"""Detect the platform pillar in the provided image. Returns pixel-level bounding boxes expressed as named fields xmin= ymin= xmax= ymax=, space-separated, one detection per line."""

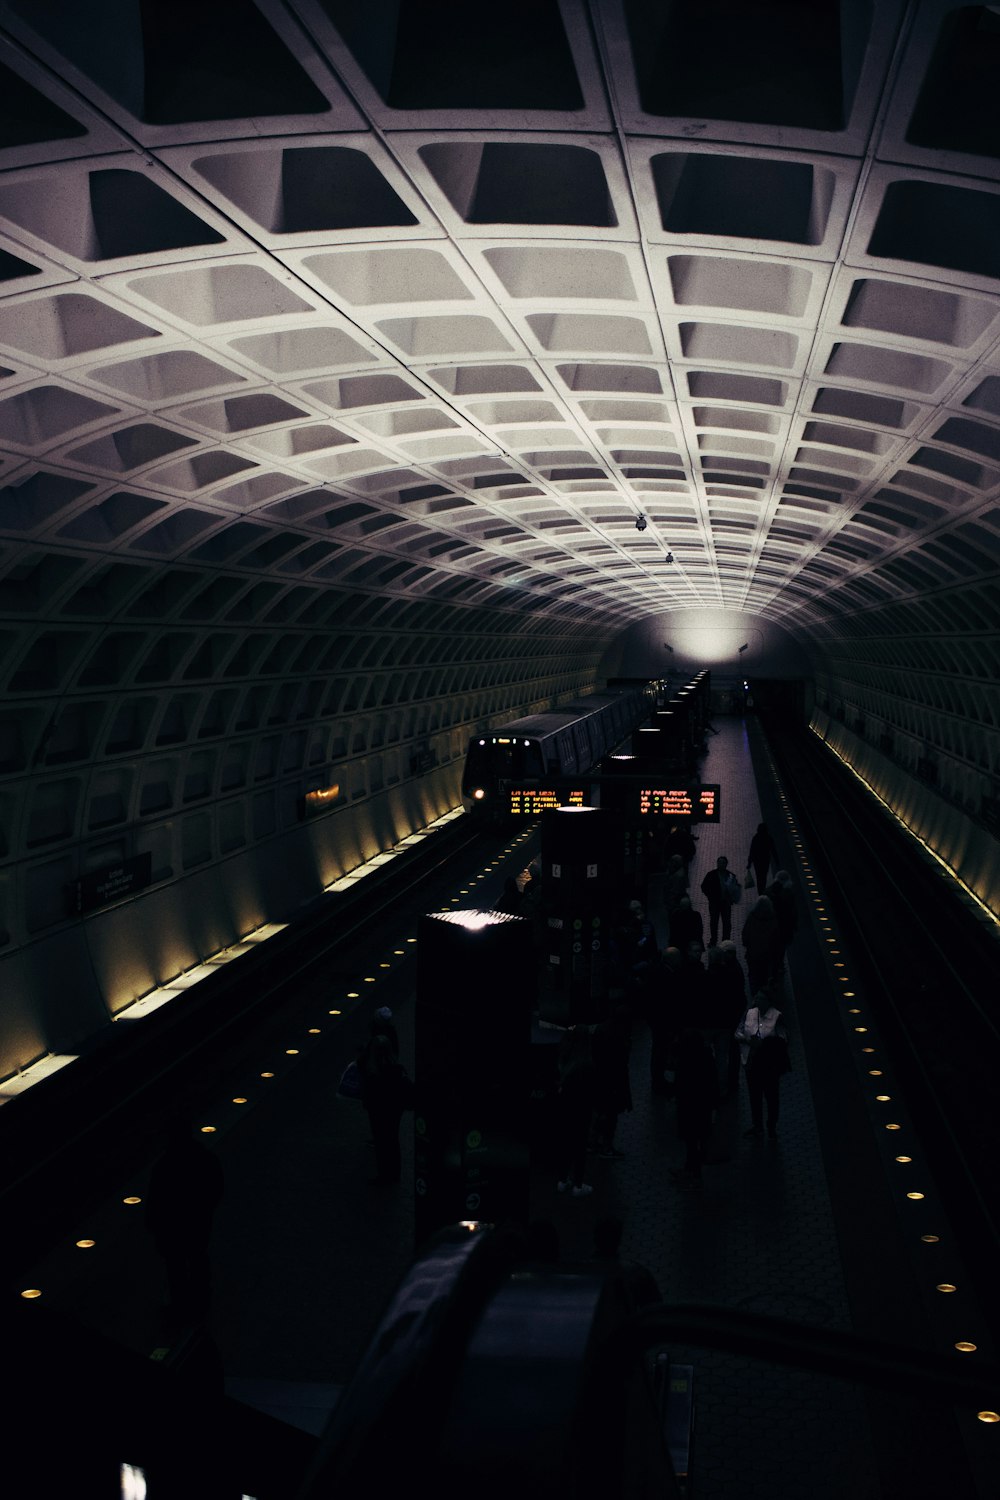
xmin=538 ymin=805 xmax=623 ymax=1028
xmin=414 ymin=911 xmax=534 ymax=1248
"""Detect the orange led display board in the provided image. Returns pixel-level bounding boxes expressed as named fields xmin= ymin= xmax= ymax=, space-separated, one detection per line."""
xmin=638 ymin=784 xmax=720 ymax=821
xmin=507 ymin=787 xmax=586 ymax=815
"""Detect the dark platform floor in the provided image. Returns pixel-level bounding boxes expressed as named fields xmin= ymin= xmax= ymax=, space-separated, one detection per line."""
xmin=14 ymin=718 xmax=1000 ymax=1497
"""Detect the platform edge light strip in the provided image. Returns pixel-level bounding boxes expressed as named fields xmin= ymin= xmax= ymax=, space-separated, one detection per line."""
xmin=811 ymin=729 xmax=999 ymax=929
xmin=2 ymin=807 xmax=465 ymax=1099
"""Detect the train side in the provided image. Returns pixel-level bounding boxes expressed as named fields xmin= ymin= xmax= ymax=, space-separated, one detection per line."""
xmin=461 ymin=683 xmax=658 ymax=818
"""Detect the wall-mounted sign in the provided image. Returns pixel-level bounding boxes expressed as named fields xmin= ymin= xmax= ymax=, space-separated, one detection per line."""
xmin=69 ymin=852 xmax=153 ymax=916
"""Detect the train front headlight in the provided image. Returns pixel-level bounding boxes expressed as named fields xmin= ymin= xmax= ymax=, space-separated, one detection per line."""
xmin=472 ymin=787 xmax=485 ymax=801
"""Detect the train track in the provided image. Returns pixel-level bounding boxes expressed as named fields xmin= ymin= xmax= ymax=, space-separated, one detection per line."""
xmin=0 ymin=813 xmax=508 ymax=1282
xmin=761 ymin=717 xmax=1000 ymax=1328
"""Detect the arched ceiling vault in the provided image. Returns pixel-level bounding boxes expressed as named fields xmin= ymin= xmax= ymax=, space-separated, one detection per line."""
xmin=1 ymin=0 xmax=999 ymax=661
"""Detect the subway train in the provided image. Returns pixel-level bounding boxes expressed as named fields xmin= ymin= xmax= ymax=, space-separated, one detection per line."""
xmin=461 ymin=679 xmax=665 ymax=820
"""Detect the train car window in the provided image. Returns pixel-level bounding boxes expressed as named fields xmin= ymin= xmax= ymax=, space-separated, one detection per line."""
xmin=478 ymin=738 xmax=545 ymax=780
xmin=555 ymin=730 xmax=576 ymax=775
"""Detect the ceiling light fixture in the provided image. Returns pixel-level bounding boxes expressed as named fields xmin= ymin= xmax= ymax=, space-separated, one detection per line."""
xmin=635 ymin=515 xmax=647 ymax=532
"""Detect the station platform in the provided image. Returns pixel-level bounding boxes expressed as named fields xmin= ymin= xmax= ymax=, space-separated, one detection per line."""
xmin=13 ymin=716 xmax=998 ymax=1497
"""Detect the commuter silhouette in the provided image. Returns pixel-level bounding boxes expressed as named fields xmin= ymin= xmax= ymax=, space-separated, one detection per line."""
xmin=360 ymin=1033 xmax=413 ymax=1184
xmin=746 ymin=822 xmax=778 ymax=895
xmin=736 ymin=996 xmax=790 ymax=1140
xmin=701 ymin=855 xmax=737 ymax=945
xmin=741 ymin=894 xmax=780 ymax=993
xmin=767 ymin=871 xmax=798 ymax=976
xmin=671 ymin=1028 xmax=718 ymax=1186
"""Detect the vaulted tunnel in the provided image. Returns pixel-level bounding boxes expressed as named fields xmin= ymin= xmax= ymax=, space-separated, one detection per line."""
xmin=0 ymin=0 xmax=998 ymax=1082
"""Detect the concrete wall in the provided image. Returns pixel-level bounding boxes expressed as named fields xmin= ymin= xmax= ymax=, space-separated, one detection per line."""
xmin=600 ymin=608 xmax=814 ymax=685
xmin=0 ymin=759 xmax=461 ymax=1081
xmin=812 ymin=708 xmax=1000 ymax=924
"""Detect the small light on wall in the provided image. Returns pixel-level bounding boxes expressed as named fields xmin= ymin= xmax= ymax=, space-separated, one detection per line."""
xmin=304 ymin=784 xmax=341 ymax=811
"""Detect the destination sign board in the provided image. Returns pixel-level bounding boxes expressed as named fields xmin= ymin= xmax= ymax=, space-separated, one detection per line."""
xmin=507 ymin=786 xmax=587 ymax=816
xmin=638 ymin=784 xmax=720 ymax=821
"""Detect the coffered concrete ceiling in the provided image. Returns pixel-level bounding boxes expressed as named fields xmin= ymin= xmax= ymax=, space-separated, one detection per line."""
xmin=1 ymin=0 xmax=998 ymax=645
xmin=1 ymin=2 xmax=1000 ymax=1067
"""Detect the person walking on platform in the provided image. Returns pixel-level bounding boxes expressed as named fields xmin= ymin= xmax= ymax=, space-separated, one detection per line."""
xmin=701 ymin=855 xmax=739 ymax=946
xmin=671 ymin=1027 xmax=719 ymax=1187
xmin=368 ymin=1005 xmax=399 ymax=1059
xmin=746 ymin=822 xmax=778 ymax=896
xmin=360 ymin=1033 xmax=413 ymax=1185
xmin=741 ymin=894 xmax=780 ymax=993
xmin=714 ymin=940 xmax=749 ymax=1096
xmin=736 ymin=995 xmax=790 ymax=1139
xmin=664 ymin=854 xmax=688 ymax=913
xmin=675 ymin=940 xmax=708 ymax=1015
xmin=703 ymin=944 xmax=743 ymax=1100
xmin=767 ymin=870 xmax=798 ymax=977
xmin=492 ymin=876 xmax=522 ymax=914
xmin=664 ymin=822 xmax=697 ymax=875
xmin=669 ymin=894 xmax=704 ymax=954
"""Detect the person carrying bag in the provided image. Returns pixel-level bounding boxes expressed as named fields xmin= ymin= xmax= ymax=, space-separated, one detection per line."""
xmin=735 ymin=997 xmax=789 ymax=1139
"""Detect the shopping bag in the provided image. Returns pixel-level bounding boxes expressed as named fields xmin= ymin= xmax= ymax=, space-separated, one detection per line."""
xmin=337 ymin=1060 xmax=363 ymax=1100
